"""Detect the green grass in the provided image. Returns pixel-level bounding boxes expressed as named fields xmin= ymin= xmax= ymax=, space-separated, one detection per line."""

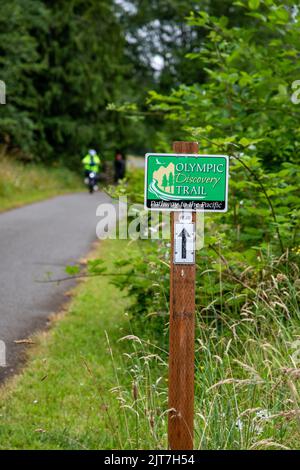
xmin=1 ymin=231 xmax=300 ymax=449
xmin=0 ymin=237 xmax=167 ymax=450
xmin=0 ymin=155 xmax=82 ymax=212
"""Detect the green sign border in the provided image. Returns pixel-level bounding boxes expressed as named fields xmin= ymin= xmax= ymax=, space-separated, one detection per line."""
xmin=144 ymin=153 xmax=229 ymax=212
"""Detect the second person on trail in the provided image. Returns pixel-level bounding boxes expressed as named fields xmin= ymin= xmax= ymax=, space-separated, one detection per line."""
xmin=114 ymin=150 xmax=126 ymax=182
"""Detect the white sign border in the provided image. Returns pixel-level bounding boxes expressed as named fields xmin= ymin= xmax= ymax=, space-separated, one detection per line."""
xmin=144 ymin=153 xmax=229 ymax=213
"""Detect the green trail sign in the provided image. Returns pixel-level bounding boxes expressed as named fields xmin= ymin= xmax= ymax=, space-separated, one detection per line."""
xmin=144 ymin=153 xmax=229 ymax=212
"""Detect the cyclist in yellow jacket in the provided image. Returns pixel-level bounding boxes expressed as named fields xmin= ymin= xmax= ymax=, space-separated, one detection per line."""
xmin=82 ymin=149 xmax=101 ymax=177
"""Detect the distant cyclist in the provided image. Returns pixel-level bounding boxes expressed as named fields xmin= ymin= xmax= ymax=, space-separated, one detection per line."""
xmin=82 ymin=149 xmax=101 ymax=178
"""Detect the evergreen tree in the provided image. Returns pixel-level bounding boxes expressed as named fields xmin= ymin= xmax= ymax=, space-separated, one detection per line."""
xmin=0 ymin=0 xmax=140 ymax=165
xmin=0 ymin=0 xmax=267 ymax=163
xmin=162 ymin=173 xmax=168 ymax=190
xmin=35 ymin=0 xmax=129 ymax=166
xmin=0 ymin=0 xmax=49 ymax=158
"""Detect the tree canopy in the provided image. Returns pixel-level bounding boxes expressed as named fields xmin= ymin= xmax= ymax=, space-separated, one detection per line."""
xmin=1 ymin=0 xmax=150 ymax=165
xmin=1 ymin=0 xmax=300 ymax=171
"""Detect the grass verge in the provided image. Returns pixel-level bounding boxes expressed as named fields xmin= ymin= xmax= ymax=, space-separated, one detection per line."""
xmin=0 ymin=155 xmax=82 ymax=212
xmin=1 ymin=226 xmax=299 ymax=450
xmin=0 ymin=237 xmax=167 ymax=450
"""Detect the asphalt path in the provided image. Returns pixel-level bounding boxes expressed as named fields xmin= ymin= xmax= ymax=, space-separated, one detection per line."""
xmin=0 ymin=192 xmax=115 ymax=382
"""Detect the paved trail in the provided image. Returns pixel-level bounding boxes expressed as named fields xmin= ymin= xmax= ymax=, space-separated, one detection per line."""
xmin=0 ymin=192 xmax=113 ymax=382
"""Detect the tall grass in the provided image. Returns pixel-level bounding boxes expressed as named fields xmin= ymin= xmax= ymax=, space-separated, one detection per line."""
xmin=107 ymin=255 xmax=300 ymax=450
xmin=0 ymin=154 xmax=81 ymax=211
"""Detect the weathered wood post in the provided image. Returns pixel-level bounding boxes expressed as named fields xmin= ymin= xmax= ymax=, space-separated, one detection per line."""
xmin=168 ymin=141 xmax=198 ymax=450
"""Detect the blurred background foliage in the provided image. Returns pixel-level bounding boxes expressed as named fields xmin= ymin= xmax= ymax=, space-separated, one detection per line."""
xmin=103 ymin=0 xmax=300 ymax=328
xmin=1 ymin=0 xmax=300 ymax=311
xmin=3 ymin=0 xmax=292 ymax=166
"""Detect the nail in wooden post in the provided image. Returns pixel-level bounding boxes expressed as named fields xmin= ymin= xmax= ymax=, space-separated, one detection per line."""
xmin=168 ymin=141 xmax=198 ymax=450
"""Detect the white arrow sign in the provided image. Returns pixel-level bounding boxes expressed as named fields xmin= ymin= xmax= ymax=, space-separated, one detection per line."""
xmin=174 ymin=222 xmax=195 ymax=264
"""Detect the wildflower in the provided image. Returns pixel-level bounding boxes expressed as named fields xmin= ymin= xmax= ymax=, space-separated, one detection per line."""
xmin=235 ymin=418 xmax=243 ymax=431
xmin=253 ymin=409 xmax=271 ymax=435
xmin=255 ymin=409 xmax=270 ymax=420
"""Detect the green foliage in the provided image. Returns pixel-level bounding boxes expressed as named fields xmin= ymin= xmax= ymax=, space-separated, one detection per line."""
xmin=3 ymin=0 xmax=277 ymax=164
xmin=35 ymin=0 xmax=131 ymax=166
xmin=145 ymin=0 xmax=300 ymax=262
xmin=105 ymin=168 xmax=145 ymax=205
xmin=0 ymin=0 xmax=49 ymax=156
xmin=0 ymin=0 xmax=146 ymax=166
xmin=90 ymin=1 xmax=300 ymax=344
xmin=150 ymin=0 xmax=300 ymax=168
xmin=65 ymin=265 xmax=80 ymax=276
xmin=107 ymin=159 xmax=300 ymax=332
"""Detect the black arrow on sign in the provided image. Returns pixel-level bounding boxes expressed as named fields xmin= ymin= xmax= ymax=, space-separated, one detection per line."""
xmin=178 ymin=228 xmax=190 ymax=259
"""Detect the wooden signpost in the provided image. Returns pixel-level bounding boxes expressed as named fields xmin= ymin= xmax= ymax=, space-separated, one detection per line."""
xmin=169 ymin=141 xmax=198 ymax=450
xmin=144 ymin=142 xmax=229 ymax=450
